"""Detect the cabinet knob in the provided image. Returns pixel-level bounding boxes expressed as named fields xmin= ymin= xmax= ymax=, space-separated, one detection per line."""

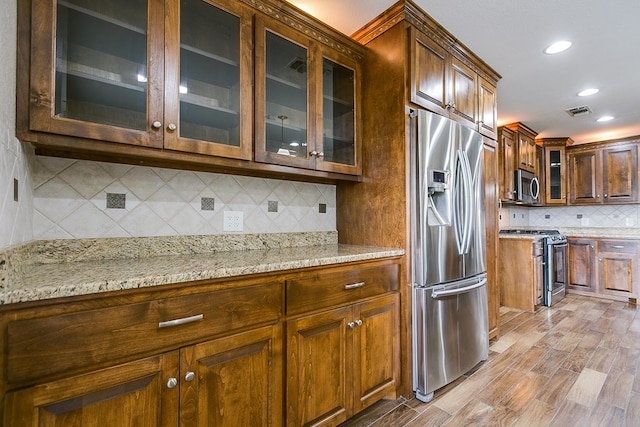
xmin=167 ymin=123 xmax=177 ymax=132
xmin=598 ymin=258 xmax=603 ymax=262
xmin=348 ymin=321 xmax=356 ymax=329
xmin=167 ymin=377 xmax=178 ymax=389
xmin=310 ymin=151 xmax=324 ymax=158
xmin=152 ymin=121 xmax=162 ymax=130
xmin=596 ymin=194 xmax=600 ymax=198
xmin=604 ymin=194 xmax=608 ymax=198
xmin=185 ymin=371 xmax=195 ymax=382
xmin=355 ymin=319 xmax=363 ymax=327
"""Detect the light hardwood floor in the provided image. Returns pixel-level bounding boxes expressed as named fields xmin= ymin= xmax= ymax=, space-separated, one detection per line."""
xmin=339 ymin=294 xmax=640 ymax=427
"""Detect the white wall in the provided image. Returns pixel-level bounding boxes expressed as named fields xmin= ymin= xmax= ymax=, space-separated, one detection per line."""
xmin=0 ymin=0 xmax=34 ymax=249
xmin=1 ymin=0 xmax=335 ymax=246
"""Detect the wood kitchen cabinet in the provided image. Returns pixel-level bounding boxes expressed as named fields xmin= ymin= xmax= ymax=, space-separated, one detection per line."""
xmin=338 ymin=1 xmax=500 ymax=396
xmin=567 ymin=238 xmax=597 ymax=294
xmin=484 ymin=137 xmax=500 ymax=338
xmin=568 ymin=142 xmax=639 ymax=205
xmin=567 ymin=237 xmax=638 ymax=303
xmin=498 ymin=237 xmax=544 ymax=312
xmin=5 ymin=325 xmax=282 ymax=426
xmin=285 ymin=263 xmax=400 ymax=426
xmin=498 ymin=126 xmax=516 ymax=201
xmin=2 ymin=280 xmax=284 ymax=426
xmin=501 ymin=123 xmax=538 ymax=174
xmin=254 ymin=16 xmax=361 ymax=175
xmin=17 ymin=0 xmax=364 ymax=181
xmin=539 ymin=137 xmax=572 ymax=205
xmin=410 ymin=28 xmax=497 ymax=138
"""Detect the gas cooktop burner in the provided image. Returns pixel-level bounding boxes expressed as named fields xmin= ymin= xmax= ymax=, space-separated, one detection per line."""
xmin=499 ymin=229 xmax=560 ymax=235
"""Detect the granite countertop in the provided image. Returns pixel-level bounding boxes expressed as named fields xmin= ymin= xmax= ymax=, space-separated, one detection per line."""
xmin=0 ymin=232 xmax=404 ymax=305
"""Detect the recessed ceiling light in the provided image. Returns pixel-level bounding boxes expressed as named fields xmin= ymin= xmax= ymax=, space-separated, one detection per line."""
xmin=544 ymin=40 xmax=572 ymax=54
xmin=578 ymin=88 xmax=599 ymax=97
xmin=597 ymin=116 xmax=614 ymax=122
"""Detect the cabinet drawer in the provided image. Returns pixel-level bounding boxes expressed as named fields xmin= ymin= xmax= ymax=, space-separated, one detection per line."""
xmin=7 ymin=282 xmax=282 ymax=385
xmin=286 ymin=264 xmax=399 ymax=315
xmin=598 ymin=240 xmax=639 ymax=253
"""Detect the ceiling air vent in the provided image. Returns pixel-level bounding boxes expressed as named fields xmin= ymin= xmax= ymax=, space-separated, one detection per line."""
xmin=565 ymin=105 xmax=592 ymax=117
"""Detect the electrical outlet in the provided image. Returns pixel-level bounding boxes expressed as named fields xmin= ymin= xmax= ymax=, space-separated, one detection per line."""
xmin=223 ymin=211 xmax=243 ymax=232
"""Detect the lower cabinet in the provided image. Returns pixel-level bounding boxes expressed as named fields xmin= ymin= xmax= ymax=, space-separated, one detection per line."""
xmin=5 ymin=325 xmax=282 ymax=426
xmin=498 ymin=237 xmax=544 ymax=312
xmin=567 ymin=237 xmax=638 ymax=302
xmin=286 ymin=294 xmax=399 ymax=427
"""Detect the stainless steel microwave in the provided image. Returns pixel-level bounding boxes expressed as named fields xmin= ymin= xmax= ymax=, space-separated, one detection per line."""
xmin=514 ymin=169 xmax=540 ymax=204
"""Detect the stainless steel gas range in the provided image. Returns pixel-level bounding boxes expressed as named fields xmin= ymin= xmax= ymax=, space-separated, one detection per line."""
xmin=499 ymin=229 xmax=568 ymax=306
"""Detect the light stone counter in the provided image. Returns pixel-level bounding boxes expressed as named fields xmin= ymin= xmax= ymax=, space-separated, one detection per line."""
xmin=558 ymin=227 xmax=640 ymax=239
xmin=0 ymin=232 xmax=404 ymax=305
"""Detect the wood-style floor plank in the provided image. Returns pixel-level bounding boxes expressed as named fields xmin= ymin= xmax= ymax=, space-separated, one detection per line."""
xmin=338 ymin=295 xmax=639 ymax=427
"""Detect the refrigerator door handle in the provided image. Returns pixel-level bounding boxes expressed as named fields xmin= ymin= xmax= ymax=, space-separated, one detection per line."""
xmin=453 ymin=150 xmax=465 ymax=254
xmin=431 ymin=278 xmax=487 ymax=298
xmin=460 ymin=151 xmax=474 ymax=254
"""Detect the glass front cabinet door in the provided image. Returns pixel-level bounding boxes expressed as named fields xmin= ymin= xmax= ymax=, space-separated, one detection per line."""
xmin=541 ymin=138 xmax=571 ymax=205
xmin=29 ymin=0 xmax=252 ymax=160
xmin=255 ymin=18 xmax=361 ymax=175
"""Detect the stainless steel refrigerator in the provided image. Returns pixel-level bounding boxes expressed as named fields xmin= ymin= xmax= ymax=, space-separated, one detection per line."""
xmin=410 ymin=109 xmax=489 ymax=403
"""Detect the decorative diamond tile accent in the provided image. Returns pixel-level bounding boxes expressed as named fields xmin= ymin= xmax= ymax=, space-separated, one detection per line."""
xmin=201 ymin=197 xmax=215 ymax=211
xmin=106 ymin=193 xmax=126 ymax=209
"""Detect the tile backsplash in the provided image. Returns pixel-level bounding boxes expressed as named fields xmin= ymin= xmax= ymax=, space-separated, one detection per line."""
xmin=33 ymin=157 xmax=336 ymax=240
xmin=500 ymin=204 xmax=639 ymax=229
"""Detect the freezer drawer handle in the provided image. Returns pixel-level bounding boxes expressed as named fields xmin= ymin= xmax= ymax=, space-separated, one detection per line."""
xmin=158 ymin=314 xmax=204 ymax=329
xmin=344 ymin=281 xmax=365 ymax=290
xmin=431 ymin=278 xmax=487 ymax=299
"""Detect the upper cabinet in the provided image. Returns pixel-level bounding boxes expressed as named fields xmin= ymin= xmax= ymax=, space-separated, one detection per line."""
xmin=254 ymin=17 xmax=361 ymax=175
xmin=17 ymin=0 xmax=364 ymax=181
xmin=498 ymin=126 xmax=516 ymax=201
xmin=27 ymin=0 xmax=252 ymax=159
xmin=539 ymin=137 xmax=572 ymax=205
xmin=568 ymin=142 xmax=639 ymax=205
xmin=409 ymin=27 xmax=499 ymax=139
xmin=502 ymin=123 xmax=538 ymax=173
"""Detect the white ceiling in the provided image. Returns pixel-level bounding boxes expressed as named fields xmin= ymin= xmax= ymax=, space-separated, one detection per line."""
xmin=288 ymin=0 xmax=640 ymax=144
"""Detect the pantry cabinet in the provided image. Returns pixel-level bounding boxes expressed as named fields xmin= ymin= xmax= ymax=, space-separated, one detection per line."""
xmin=410 ymin=27 xmax=497 ymax=138
xmin=568 ymin=143 xmax=639 ymax=205
xmin=17 ymin=0 xmax=364 ymax=181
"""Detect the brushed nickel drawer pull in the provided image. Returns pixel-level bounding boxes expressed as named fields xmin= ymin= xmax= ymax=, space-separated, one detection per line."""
xmin=344 ymin=281 xmax=365 ymax=290
xmin=612 ymin=245 xmax=625 ymax=249
xmin=158 ymin=314 xmax=204 ymax=329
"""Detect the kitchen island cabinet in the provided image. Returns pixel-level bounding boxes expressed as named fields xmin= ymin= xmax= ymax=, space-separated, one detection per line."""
xmin=17 ymin=0 xmax=365 ymax=183
xmin=498 ymin=236 xmax=544 ymax=312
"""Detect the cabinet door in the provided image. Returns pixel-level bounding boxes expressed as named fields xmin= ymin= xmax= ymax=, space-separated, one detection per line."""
xmin=315 ymin=49 xmax=361 ymax=175
xmin=499 ymin=127 xmax=516 ymax=201
xmin=478 ymin=76 xmax=497 ymax=139
xmin=255 ymin=17 xmax=316 ymax=169
xmin=353 ymin=294 xmax=399 ymax=413
xmin=567 ymin=238 xmax=596 ymax=293
xmin=483 ymin=138 xmax=500 ymax=338
xmin=180 ymin=325 xmax=283 ymax=426
xmin=598 ymin=251 xmax=638 ymax=299
xmin=4 ymin=352 xmax=179 ymax=427
xmin=568 ymin=149 xmax=602 ymax=204
xmin=517 ymin=132 xmax=536 ymax=172
xmin=534 ymin=255 xmax=544 ymax=305
xmin=449 ymin=56 xmax=478 ymax=129
xmin=286 ymin=306 xmax=351 ymax=427
xmin=163 ymin=0 xmax=252 ymax=160
xmin=29 ymin=0 xmax=164 ymax=148
xmin=602 ymin=144 xmax=638 ymax=204
xmin=545 ymin=146 xmax=566 ymax=204
xmin=410 ymin=28 xmax=449 ymax=116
